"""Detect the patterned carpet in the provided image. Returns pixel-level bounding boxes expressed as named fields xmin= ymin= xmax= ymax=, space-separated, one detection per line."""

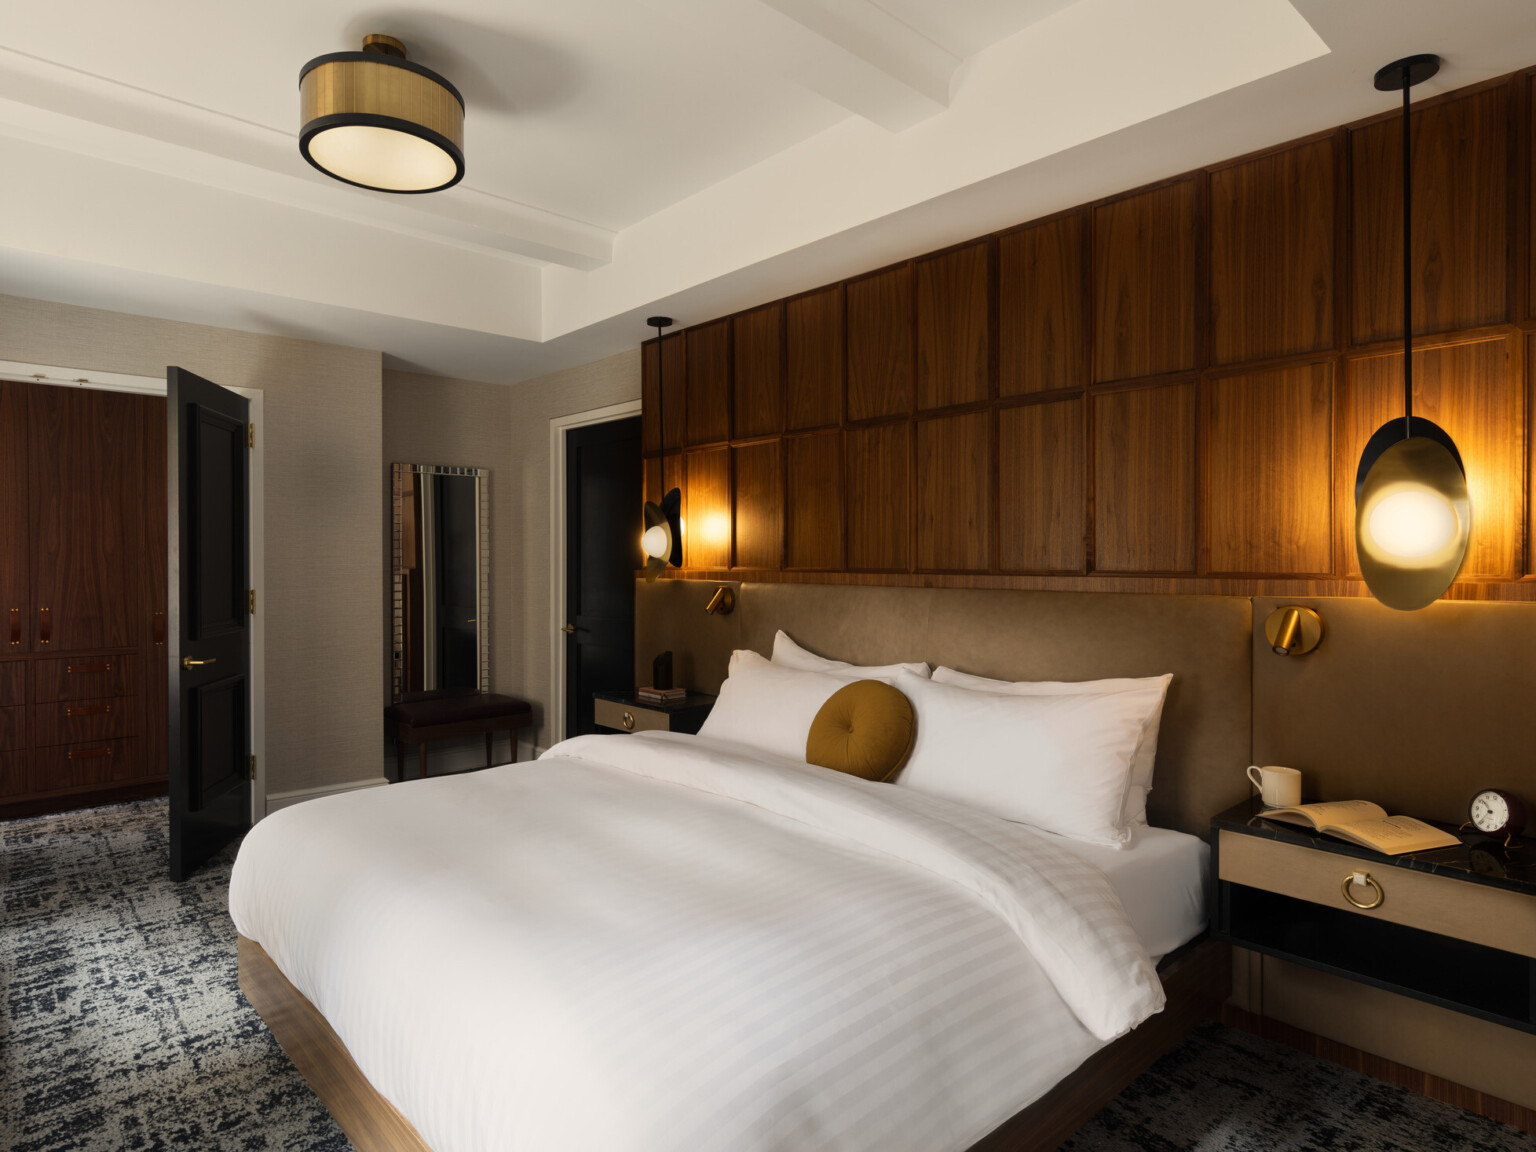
xmin=2 ymin=799 xmax=1533 ymax=1152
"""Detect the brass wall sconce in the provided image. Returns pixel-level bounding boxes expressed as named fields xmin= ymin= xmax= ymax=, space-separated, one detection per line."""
xmin=1265 ymin=606 xmax=1324 ymax=656
xmin=705 ymin=586 xmax=735 ymax=616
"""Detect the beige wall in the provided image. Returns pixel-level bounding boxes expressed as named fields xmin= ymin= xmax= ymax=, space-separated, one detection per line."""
xmin=382 ymin=350 xmax=641 ymax=754
xmin=0 ymin=293 xmax=383 ymax=795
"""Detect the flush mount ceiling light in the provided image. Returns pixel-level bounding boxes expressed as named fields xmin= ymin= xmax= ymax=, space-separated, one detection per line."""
xmin=1354 ymin=53 xmax=1470 ymax=612
xmin=642 ymin=316 xmax=683 ymax=582
xmin=299 ymin=34 xmax=464 ymax=194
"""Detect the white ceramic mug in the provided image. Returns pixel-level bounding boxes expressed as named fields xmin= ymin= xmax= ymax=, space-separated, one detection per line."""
xmin=1246 ymin=764 xmax=1302 ymax=808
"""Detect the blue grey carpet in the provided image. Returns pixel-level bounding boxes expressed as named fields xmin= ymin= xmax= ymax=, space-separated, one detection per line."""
xmin=3 ymin=798 xmax=1533 ymax=1151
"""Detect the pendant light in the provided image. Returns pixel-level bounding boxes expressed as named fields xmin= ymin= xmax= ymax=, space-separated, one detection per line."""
xmin=642 ymin=316 xmax=683 ymax=581
xmin=1354 ymin=54 xmax=1470 ymax=611
xmin=299 ymin=35 xmax=465 ymax=194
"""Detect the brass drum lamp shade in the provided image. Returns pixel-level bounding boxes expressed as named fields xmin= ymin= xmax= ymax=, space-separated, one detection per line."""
xmin=299 ymin=36 xmax=464 ymax=193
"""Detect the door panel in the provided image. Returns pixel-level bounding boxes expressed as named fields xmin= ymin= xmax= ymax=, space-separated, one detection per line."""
xmin=27 ymin=387 xmax=140 ymax=652
xmin=169 ymin=366 xmax=251 ymax=881
xmin=0 ymin=384 xmax=28 ymax=655
xmin=565 ymin=417 xmax=640 ymax=737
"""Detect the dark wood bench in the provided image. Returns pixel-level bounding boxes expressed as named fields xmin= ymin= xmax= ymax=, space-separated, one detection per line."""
xmin=386 ymin=691 xmax=533 ymax=782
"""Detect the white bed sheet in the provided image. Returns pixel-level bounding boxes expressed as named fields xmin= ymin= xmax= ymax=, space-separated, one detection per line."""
xmin=1046 ymin=826 xmax=1210 ymax=963
xmin=230 ymin=732 xmax=1167 ymax=1152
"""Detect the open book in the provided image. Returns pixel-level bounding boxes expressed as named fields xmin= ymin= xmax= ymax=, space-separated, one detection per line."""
xmin=1260 ymin=800 xmax=1461 ymax=855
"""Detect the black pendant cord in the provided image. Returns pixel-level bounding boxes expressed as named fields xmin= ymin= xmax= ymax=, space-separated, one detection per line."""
xmin=1402 ymin=62 xmax=1413 ymax=438
xmin=658 ymin=328 xmax=666 ymax=493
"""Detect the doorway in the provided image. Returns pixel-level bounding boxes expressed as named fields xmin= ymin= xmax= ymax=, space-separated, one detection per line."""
xmin=548 ymin=400 xmax=643 ymax=744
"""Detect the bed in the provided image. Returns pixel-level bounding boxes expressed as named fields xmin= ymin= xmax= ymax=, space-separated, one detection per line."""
xmin=235 ymin=584 xmax=1251 ymax=1151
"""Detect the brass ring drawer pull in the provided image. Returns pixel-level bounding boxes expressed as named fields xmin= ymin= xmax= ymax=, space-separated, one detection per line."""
xmin=621 ymin=711 xmax=636 ymax=731
xmin=1341 ymin=870 xmax=1385 ymax=910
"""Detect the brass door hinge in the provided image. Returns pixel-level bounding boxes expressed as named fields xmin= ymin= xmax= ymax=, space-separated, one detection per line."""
xmin=248 ymin=589 xmax=256 ymax=615
xmin=247 ymin=754 xmax=257 ymax=781
xmin=247 ymin=423 xmax=254 ymax=448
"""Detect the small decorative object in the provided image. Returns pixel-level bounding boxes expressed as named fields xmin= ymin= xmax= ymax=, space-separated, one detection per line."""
xmin=1264 ymin=605 xmax=1324 ymax=655
xmin=1354 ymin=54 xmax=1471 ymax=611
xmin=299 ymin=35 xmax=465 ymax=193
xmin=1468 ymin=789 xmax=1526 ymax=840
xmin=1246 ymin=764 xmax=1303 ymax=809
xmin=652 ymin=650 xmax=673 ymax=692
xmin=641 ymin=317 xmax=684 ymax=581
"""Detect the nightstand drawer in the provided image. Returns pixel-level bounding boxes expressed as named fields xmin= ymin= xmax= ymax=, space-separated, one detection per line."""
xmin=594 ymin=697 xmax=671 ymax=734
xmin=1219 ymin=830 xmax=1536 ymax=959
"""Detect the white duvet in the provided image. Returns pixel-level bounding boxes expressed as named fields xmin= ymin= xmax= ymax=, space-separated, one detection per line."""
xmin=229 ymin=732 xmax=1165 ymax=1152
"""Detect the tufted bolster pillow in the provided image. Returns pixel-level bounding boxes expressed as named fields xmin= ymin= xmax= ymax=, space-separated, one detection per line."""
xmin=805 ymin=679 xmax=915 ymax=782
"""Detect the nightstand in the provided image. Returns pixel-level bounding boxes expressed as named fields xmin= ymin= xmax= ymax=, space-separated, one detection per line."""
xmin=592 ymin=691 xmax=715 ymax=736
xmin=1211 ymin=798 xmax=1536 ymax=1034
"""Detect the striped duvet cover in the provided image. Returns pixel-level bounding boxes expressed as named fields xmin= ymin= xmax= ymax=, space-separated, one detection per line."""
xmin=229 ymin=731 xmax=1165 ymax=1152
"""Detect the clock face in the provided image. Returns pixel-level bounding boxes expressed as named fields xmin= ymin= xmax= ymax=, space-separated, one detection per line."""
xmin=1470 ymin=790 xmax=1511 ymax=834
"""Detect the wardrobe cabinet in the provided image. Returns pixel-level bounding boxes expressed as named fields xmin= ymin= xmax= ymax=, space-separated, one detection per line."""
xmin=0 ymin=380 xmax=168 ymax=817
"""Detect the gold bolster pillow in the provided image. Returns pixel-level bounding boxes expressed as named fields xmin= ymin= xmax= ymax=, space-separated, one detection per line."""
xmin=805 ymin=679 xmax=915 ymax=782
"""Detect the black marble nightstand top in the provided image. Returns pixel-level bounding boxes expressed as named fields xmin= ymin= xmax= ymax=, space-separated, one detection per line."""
xmin=593 ymin=690 xmax=717 ymax=712
xmin=1213 ymin=797 xmax=1536 ymax=898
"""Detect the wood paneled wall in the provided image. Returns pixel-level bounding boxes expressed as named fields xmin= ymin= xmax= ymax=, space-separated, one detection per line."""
xmin=642 ymin=68 xmax=1536 ymax=601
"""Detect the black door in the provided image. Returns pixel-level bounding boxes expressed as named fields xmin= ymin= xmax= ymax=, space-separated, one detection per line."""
xmin=168 ymin=367 xmax=251 ymax=881
xmin=565 ymin=417 xmax=641 ymax=736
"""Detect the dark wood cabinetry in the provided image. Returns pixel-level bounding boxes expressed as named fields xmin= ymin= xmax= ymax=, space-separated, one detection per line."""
xmin=0 ymin=380 xmax=168 ymax=817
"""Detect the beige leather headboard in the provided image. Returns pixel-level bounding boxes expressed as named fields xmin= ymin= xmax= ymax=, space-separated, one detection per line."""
xmin=1252 ymin=595 xmax=1536 ymax=826
xmin=635 ymin=580 xmax=1253 ymax=837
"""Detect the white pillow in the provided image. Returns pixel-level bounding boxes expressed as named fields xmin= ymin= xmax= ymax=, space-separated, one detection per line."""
xmin=893 ymin=670 xmax=1164 ymax=848
xmin=699 ymin=653 xmax=850 ymax=762
xmin=932 ymin=666 xmax=1172 ymax=827
xmin=771 ymin=630 xmax=930 ymax=682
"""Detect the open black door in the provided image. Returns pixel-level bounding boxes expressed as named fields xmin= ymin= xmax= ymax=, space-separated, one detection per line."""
xmin=564 ymin=417 xmax=641 ymax=736
xmin=168 ymin=367 xmax=251 ymax=881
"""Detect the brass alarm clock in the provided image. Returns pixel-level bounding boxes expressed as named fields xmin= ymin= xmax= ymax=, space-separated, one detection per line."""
xmin=1468 ymin=789 xmax=1526 ymax=840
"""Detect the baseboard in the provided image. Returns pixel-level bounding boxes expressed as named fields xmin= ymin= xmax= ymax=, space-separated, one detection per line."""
xmin=1220 ymin=1005 xmax=1536 ymax=1135
xmin=264 ymin=776 xmax=390 ymax=814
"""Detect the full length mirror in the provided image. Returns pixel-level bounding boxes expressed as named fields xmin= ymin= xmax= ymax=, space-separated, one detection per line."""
xmin=391 ymin=463 xmax=489 ymax=700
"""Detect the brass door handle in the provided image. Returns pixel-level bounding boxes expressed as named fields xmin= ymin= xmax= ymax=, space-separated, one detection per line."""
xmin=1341 ymin=871 xmax=1385 ymax=910
xmin=182 ymin=657 xmax=217 ymax=669
xmin=560 ymin=624 xmax=576 ymax=634
xmin=621 ymin=711 xmax=636 ymax=731
xmin=38 ymin=607 xmax=50 ymax=645
xmin=8 ymin=608 xmax=18 ymax=646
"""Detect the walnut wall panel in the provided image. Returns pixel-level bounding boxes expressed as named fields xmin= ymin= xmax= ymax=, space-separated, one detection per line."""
xmin=786 ymin=432 xmax=842 ymax=569
xmin=682 ymin=448 xmax=732 ymax=569
xmin=846 ymin=423 xmax=910 ymax=570
xmin=1094 ymin=180 xmax=1198 ymax=383
xmin=639 ymin=66 xmax=1536 ymax=604
xmin=732 ymin=304 xmax=783 ymax=440
xmin=734 ymin=442 xmax=783 ymax=570
xmin=1352 ymin=86 xmax=1510 ymax=344
xmin=915 ymin=412 xmax=991 ymax=571
xmin=685 ymin=319 xmax=731 ymax=446
xmin=1203 ymin=363 xmax=1334 ymax=575
xmin=998 ymin=399 xmax=1086 ymax=572
xmin=999 ymin=212 xmax=1088 ymax=397
xmin=641 ymin=334 xmax=686 ymax=452
xmin=846 ymin=266 xmax=912 ymax=422
xmin=1094 ymin=383 xmax=1198 ymax=573
xmin=1209 ymin=138 xmax=1336 ymax=365
xmin=916 ymin=243 xmax=990 ymax=411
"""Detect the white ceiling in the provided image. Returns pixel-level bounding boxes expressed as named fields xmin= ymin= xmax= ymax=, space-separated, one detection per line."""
xmin=1 ymin=0 xmax=1534 ymax=386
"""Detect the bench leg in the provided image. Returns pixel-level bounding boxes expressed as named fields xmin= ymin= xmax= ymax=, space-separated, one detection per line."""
xmin=510 ymin=732 xmax=518 ymax=764
xmin=395 ymin=740 xmax=404 ymax=784
xmin=486 ymin=731 xmax=494 ymax=770
xmin=419 ymin=741 xmax=429 ymax=780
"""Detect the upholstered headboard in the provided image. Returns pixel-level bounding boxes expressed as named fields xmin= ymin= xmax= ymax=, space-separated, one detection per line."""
xmin=635 ymin=580 xmax=1254 ymax=838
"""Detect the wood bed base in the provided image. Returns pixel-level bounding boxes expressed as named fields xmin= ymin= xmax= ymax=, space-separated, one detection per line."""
xmin=238 ymin=933 xmax=1229 ymax=1152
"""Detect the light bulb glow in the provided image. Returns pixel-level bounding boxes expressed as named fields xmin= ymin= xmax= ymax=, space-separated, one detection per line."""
xmin=641 ymin=524 xmax=670 ymax=559
xmin=1367 ymin=486 xmax=1458 ymax=561
xmin=702 ymin=512 xmax=731 ymax=546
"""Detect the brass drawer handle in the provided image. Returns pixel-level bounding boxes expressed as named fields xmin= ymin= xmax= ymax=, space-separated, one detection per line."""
xmin=1341 ymin=871 xmax=1385 ymax=910
xmin=8 ymin=608 xmax=18 ymax=646
xmin=66 ymin=705 xmax=111 ymax=716
xmin=67 ymin=662 xmax=111 ymax=674
xmin=68 ymin=747 xmax=113 ymax=760
xmin=621 ymin=711 xmax=636 ymax=731
xmin=39 ymin=607 xmax=50 ymax=645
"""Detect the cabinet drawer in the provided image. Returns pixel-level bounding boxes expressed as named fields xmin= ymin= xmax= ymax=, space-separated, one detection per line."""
xmin=0 ymin=661 xmax=23 ymax=706
xmin=594 ymin=697 xmax=672 ymax=734
xmin=0 ymin=750 xmax=26 ymax=797
xmin=34 ymin=697 xmax=136 ymax=747
xmin=0 ymin=704 xmax=24 ymax=751
xmin=1218 ymin=830 xmax=1536 ymax=959
xmin=31 ymin=738 xmax=141 ymax=792
xmin=34 ymin=655 xmax=136 ymax=703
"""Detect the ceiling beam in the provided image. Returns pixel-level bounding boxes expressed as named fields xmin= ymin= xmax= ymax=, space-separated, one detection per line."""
xmin=637 ymin=0 xmax=960 ymax=131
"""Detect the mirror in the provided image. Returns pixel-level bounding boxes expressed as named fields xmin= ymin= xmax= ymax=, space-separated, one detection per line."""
xmin=391 ymin=463 xmax=489 ymax=701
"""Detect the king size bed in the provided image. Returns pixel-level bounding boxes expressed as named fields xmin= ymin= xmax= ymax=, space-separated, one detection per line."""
xmin=233 ymin=585 xmax=1251 ymax=1152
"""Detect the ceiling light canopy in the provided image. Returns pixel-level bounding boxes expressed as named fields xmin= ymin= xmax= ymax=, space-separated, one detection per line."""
xmin=299 ymin=35 xmax=464 ymax=194
xmin=1353 ymin=53 xmax=1470 ymax=611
